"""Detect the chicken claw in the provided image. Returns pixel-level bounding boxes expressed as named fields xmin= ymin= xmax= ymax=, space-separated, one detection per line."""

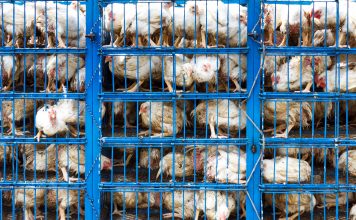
xmin=34 ymin=131 xmax=46 ymax=142
xmin=210 ymin=134 xmax=228 ymax=139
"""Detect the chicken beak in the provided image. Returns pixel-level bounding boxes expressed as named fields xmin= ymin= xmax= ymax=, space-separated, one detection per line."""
xmin=105 ymin=56 xmax=112 ymax=63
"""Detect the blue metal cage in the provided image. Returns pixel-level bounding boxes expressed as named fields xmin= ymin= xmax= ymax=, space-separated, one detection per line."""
xmin=1 ymin=0 xmax=356 ymax=219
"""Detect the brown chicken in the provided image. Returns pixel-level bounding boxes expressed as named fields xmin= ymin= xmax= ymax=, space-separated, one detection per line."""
xmin=139 ymin=101 xmax=186 ymax=137
xmin=264 ymin=101 xmax=312 ymax=138
xmin=265 ymin=193 xmax=316 ymax=220
xmin=2 ymin=99 xmax=35 ymax=135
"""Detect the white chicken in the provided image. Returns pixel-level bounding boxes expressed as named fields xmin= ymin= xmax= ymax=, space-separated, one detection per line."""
xmin=104 ymin=3 xmax=135 ymax=46
xmin=315 ymin=175 xmax=354 ymax=209
xmin=191 ymin=55 xmax=220 ymax=91
xmin=263 ymin=4 xmax=282 ymax=45
xmin=315 ymin=61 xmax=356 ymax=92
xmin=34 ymin=96 xmax=84 ymax=142
xmin=110 ymin=102 xmax=135 ymax=128
xmin=24 ymin=144 xmax=112 ymax=182
xmin=58 ymin=144 xmax=112 ymax=182
xmin=219 ymin=54 xmax=247 ymax=92
xmin=265 ymin=193 xmax=316 ymax=220
xmin=139 ymin=101 xmax=186 ymax=137
xmin=70 ymin=67 xmax=85 ymax=92
xmin=1 ymin=99 xmax=35 ymax=135
xmin=156 ymin=152 xmax=194 ymax=179
xmin=45 ymin=54 xmax=85 ymax=92
xmin=105 ymin=55 xmax=162 ymax=92
xmin=26 ymin=54 xmax=46 ymax=89
xmin=263 ymin=157 xmax=311 ymax=183
xmin=195 ymin=190 xmax=236 ymax=220
xmin=167 ymin=1 xmax=201 ymax=47
xmin=338 ymin=4 xmax=356 ymax=47
xmin=36 ymin=3 xmax=86 ymax=48
xmin=15 ymin=188 xmax=46 ymax=220
xmin=192 ymin=99 xmax=246 ymax=138
xmin=162 ymin=191 xmax=195 ymax=219
xmin=271 ymin=56 xmax=314 ymax=92
xmin=198 ymin=1 xmax=247 ymax=47
xmin=120 ymin=2 xmax=171 ymax=46
xmin=309 ymin=1 xmax=342 ymax=31
xmin=207 ymin=148 xmax=246 ymax=184
xmin=278 ymin=4 xmax=311 ymax=46
xmin=313 ymin=29 xmax=335 ymax=47
xmin=0 ymin=3 xmax=40 ymax=47
xmin=264 ymin=101 xmax=312 ymax=138
xmin=1 ymin=55 xmax=21 ymax=91
xmin=351 ymin=204 xmax=356 ymax=220
xmin=163 ymin=55 xmax=194 ymax=92
xmin=338 ymin=150 xmax=356 ymax=177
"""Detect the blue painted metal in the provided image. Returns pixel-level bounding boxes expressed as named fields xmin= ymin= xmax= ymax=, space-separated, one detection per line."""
xmin=85 ymin=0 xmax=101 ymax=218
xmin=246 ymin=0 xmax=261 ymax=219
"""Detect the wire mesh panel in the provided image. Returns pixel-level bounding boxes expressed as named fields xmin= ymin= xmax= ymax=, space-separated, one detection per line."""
xmin=0 ymin=1 xmax=90 ymax=219
xmin=261 ymin=0 xmax=356 ymax=219
xmin=98 ymin=0 xmax=259 ymax=219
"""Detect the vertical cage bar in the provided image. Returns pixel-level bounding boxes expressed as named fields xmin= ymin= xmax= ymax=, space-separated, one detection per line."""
xmin=247 ymin=0 xmax=261 ymax=219
xmin=85 ymin=0 xmax=101 ymax=219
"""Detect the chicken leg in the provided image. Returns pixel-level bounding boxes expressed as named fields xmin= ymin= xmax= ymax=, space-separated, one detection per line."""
xmin=209 ymin=123 xmax=228 ymax=139
xmin=194 ymin=210 xmax=200 ymax=220
xmin=126 ymin=80 xmax=144 ymax=92
xmin=201 ymin=30 xmax=207 ymax=48
xmin=61 ymin=167 xmax=72 ymax=182
xmin=274 ymin=123 xmax=295 ymax=138
xmin=151 ymin=132 xmax=173 ymax=137
xmin=264 ymin=29 xmax=274 ymax=46
xmin=59 ymin=206 xmax=66 ymax=220
xmin=57 ymin=36 xmax=66 ymax=48
xmin=34 ymin=130 xmax=46 ymax=142
xmin=232 ymin=79 xmax=247 ymax=92
xmin=279 ymin=209 xmax=304 ymax=220
xmin=174 ymin=36 xmax=183 ymax=48
xmin=295 ymin=82 xmax=312 ymax=93
xmin=278 ymin=35 xmax=287 ymax=47
xmin=113 ymin=153 xmax=133 ymax=167
xmin=165 ymin=79 xmax=174 ymax=92
xmin=338 ymin=32 xmax=348 ymax=48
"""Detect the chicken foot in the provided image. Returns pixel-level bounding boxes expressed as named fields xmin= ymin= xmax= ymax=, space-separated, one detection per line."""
xmin=59 ymin=207 xmax=66 ymax=220
xmin=57 ymin=36 xmax=66 ymax=48
xmin=264 ymin=29 xmax=274 ymax=46
xmin=232 ymin=79 xmax=247 ymax=92
xmin=125 ymin=80 xmax=145 ymax=92
xmin=194 ymin=210 xmax=200 ymax=220
xmin=264 ymin=124 xmax=286 ymax=134
xmin=151 ymin=132 xmax=173 ymax=137
xmin=162 ymin=212 xmax=185 ymax=219
xmin=279 ymin=209 xmax=304 ymax=220
xmin=112 ymin=206 xmax=138 ymax=220
xmin=295 ymin=82 xmax=312 ymax=93
xmin=60 ymin=167 xmax=81 ymax=182
xmin=274 ymin=123 xmax=295 ymax=138
xmin=113 ymin=153 xmax=133 ymax=167
xmin=278 ymin=35 xmax=287 ymax=47
xmin=209 ymin=123 xmax=228 ymax=139
xmin=34 ymin=130 xmax=46 ymax=142
xmin=165 ymin=79 xmax=174 ymax=92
